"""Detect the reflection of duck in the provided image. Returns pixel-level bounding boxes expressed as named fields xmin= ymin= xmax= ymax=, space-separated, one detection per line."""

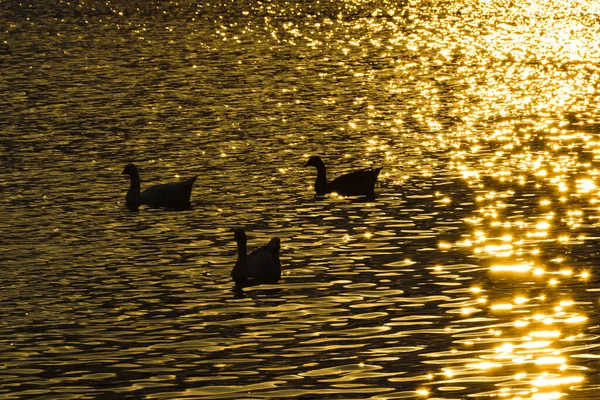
xmin=303 ymin=155 xmax=382 ymax=197
xmin=121 ymin=163 xmax=197 ymax=208
xmin=231 ymin=228 xmax=281 ymax=287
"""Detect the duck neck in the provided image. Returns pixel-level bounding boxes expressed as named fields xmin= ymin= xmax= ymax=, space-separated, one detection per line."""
xmin=234 ymin=235 xmax=248 ymax=278
xmin=313 ymin=159 xmax=328 ymax=195
xmin=126 ymin=168 xmax=142 ymax=204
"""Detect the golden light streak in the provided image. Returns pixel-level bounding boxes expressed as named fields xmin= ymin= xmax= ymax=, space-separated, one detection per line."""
xmin=535 ymin=356 xmax=566 ymax=365
xmin=495 ymin=343 xmax=514 ymax=354
xmin=536 ymin=220 xmax=550 ymax=230
xmin=581 ymin=271 xmax=590 ymax=279
xmin=468 ymin=361 xmax=501 ymax=370
xmin=530 ymin=392 xmax=566 ymax=400
xmin=491 ymin=264 xmax=532 ymax=273
xmin=514 ymin=296 xmax=528 ymax=305
xmin=521 ymin=341 xmax=553 ymax=349
xmin=491 ymin=303 xmax=513 ymax=311
xmin=529 ymin=330 xmax=560 ymax=338
xmin=515 ymin=320 xmax=530 ymax=328
xmin=577 ymin=179 xmax=595 ymax=193
xmin=513 ymin=356 xmax=526 ymax=364
xmin=532 ymin=375 xmax=583 ymax=387
xmin=565 ymin=315 xmax=587 ymax=324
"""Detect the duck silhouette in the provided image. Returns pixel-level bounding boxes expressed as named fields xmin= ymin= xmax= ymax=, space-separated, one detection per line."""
xmin=121 ymin=163 xmax=197 ymax=208
xmin=303 ymin=155 xmax=382 ymax=198
xmin=231 ymin=228 xmax=281 ymax=287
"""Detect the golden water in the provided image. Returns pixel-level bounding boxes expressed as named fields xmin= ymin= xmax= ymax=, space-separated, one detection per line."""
xmin=2 ymin=0 xmax=600 ymax=398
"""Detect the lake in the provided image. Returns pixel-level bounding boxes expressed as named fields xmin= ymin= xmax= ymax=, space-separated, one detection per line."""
xmin=2 ymin=0 xmax=600 ymax=398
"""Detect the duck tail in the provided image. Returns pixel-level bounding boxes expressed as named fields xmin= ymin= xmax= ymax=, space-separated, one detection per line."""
xmin=265 ymin=237 xmax=281 ymax=255
xmin=185 ymin=176 xmax=198 ymax=186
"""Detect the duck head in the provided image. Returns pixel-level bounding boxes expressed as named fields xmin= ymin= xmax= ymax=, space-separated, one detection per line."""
xmin=122 ymin=163 xmax=137 ymax=176
xmin=303 ymin=156 xmax=324 ymax=168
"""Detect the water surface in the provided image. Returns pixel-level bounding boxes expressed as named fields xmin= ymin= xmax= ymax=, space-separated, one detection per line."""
xmin=2 ymin=0 xmax=600 ymax=398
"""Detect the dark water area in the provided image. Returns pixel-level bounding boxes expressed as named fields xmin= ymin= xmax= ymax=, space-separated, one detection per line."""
xmin=2 ymin=0 xmax=600 ymax=399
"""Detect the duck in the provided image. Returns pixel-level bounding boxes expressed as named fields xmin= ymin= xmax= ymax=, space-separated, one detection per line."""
xmin=303 ymin=155 xmax=382 ymax=198
xmin=121 ymin=163 xmax=197 ymax=208
xmin=231 ymin=228 xmax=281 ymax=287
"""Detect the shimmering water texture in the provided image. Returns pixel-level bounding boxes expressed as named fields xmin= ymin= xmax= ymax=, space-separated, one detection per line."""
xmin=2 ymin=0 xmax=600 ymax=399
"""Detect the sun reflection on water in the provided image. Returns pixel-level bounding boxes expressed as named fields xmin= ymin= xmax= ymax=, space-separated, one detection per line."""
xmin=437 ymin=135 xmax=592 ymax=397
xmin=428 ymin=2 xmax=599 ymax=393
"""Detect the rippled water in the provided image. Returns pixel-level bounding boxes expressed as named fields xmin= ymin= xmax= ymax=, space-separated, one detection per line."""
xmin=3 ymin=0 xmax=600 ymax=398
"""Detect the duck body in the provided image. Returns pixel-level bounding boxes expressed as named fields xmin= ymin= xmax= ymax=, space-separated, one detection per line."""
xmin=231 ymin=229 xmax=281 ymax=287
xmin=303 ymin=155 xmax=382 ymax=198
xmin=122 ymin=163 xmax=197 ymax=208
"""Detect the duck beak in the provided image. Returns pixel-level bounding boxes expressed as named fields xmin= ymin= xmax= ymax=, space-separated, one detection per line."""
xmin=303 ymin=160 xmax=310 ymax=167
xmin=121 ymin=168 xmax=129 ymax=175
